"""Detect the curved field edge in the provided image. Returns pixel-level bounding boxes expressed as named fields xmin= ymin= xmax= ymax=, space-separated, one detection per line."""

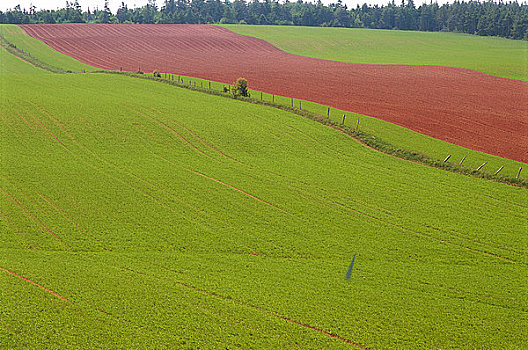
xmin=0 ymin=24 xmax=97 ymax=72
xmin=95 ymin=70 xmax=528 ymax=188
xmin=5 ymin=25 xmax=528 ymax=183
xmin=132 ymin=72 xmax=528 ymax=181
xmin=1 ymin=46 xmax=527 ymax=349
xmin=220 ymin=25 xmax=528 ymax=81
xmin=14 ymin=24 xmax=528 ymax=164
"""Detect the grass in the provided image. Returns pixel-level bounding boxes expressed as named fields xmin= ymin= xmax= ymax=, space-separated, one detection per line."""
xmin=1 ymin=38 xmax=528 ymax=349
xmin=0 ymin=24 xmax=97 ymax=73
xmin=3 ymin=24 xmax=526 ymax=182
xmin=221 ymin=25 xmax=528 ymax=81
xmin=135 ymin=71 xmax=528 ymax=181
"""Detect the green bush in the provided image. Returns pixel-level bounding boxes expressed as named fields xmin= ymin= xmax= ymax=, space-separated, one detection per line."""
xmin=232 ymin=78 xmax=249 ymax=98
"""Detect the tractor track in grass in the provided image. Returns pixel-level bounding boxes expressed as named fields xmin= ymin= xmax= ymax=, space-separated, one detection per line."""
xmin=35 ymin=192 xmax=102 ymax=245
xmin=186 ymin=168 xmax=290 ymax=214
xmin=335 ymin=198 xmax=526 ymax=265
xmin=11 ymin=101 xmax=70 ymax=149
xmin=107 ymin=261 xmax=369 ymax=348
xmin=0 ymin=267 xmax=70 ymax=302
xmin=175 ymin=278 xmax=370 ymax=348
xmin=19 ymin=23 xmax=528 ymax=163
xmin=0 ymin=186 xmax=71 ymax=249
xmin=148 ymin=107 xmax=244 ymax=164
xmin=123 ymin=105 xmax=220 ymax=162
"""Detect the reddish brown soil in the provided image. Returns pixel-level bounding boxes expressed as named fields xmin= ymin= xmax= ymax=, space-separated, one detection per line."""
xmin=20 ymin=24 xmax=528 ymax=163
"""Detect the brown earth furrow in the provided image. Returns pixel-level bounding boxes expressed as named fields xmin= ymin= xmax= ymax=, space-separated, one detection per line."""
xmin=19 ymin=24 xmax=528 ymax=163
xmin=0 ymin=267 xmax=70 ymax=302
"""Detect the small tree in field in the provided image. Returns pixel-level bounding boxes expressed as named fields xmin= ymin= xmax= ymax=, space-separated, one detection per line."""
xmin=232 ymin=78 xmax=249 ymax=98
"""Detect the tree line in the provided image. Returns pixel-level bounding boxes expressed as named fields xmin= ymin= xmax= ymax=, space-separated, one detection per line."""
xmin=1 ymin=0 xmax=527 ymax=40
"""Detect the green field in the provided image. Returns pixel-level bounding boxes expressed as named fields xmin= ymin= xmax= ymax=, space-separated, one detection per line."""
xmin=4 ymin=23 xmax=526 ymax=179
xmin=0 ymin=24 xmax=97 ymax=72
xmin=141 ymin=73 xmax=528 ymax=179
xmin=222 ymin=25 xmax=528 ymax=81
xmin=1 ymin=30 xmax=528 ymax=349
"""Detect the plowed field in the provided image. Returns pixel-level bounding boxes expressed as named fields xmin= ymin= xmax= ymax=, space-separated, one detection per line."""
xmin=20 ymin=24 xmax=528 ymax=163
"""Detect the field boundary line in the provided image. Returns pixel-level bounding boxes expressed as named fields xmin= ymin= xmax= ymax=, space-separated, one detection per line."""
xmin=94 ymin=70 xmax=528 ymax=189
xmin=0 ymin=267 xmax=70 ymax=302
xmin=0 ymin=34 xmax=67 ymax=73
xmin=1 ymin=33 xmax=525 ymax=188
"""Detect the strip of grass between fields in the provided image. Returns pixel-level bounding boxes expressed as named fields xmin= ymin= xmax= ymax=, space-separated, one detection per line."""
xmin=74 ymin=70 xmax=528 ymax=189
xmin=1 ymin=34 xmax=525 ymax=188
xmin=0 ymin=35 xmax=66 ymax=74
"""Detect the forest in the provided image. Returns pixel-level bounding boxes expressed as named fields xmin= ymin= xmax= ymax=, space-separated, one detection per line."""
xmin=1 ymin=0 xmax=527 ymax=40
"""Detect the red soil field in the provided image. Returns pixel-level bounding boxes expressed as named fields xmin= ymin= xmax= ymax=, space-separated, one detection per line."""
xmin=20 ymin=24 xmax=528 ymax=163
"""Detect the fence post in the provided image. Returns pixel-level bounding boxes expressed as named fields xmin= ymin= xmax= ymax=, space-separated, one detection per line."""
xmin=476 ymin=162 xmax=487 ymax=171
xmin=342 ymin=114 xmax=346 ymax=124
xmin=355 ymin=119 xmax=359 ymax=131
xmin=494 ymin=166 xmax=504 ymax=175
xmin=299 ymin=100 xmax=302 ymax=110
xmin=291 ymin=98 xmax=293 ymax=107
xmin=443 ymin=155 xmax=451 ymax=162
xmin=261 ymin=92 xmax=263 ymax=101
xmin=459 ymin=156 xmax=466 ymax=165
xmin=209 ymin=81 xmax=211 ymax=89
xmin=272 ymin=95 xmax=274 ymax=103
xmin=327 ymin=107 xmax=330 ymax=118
xmin=517 ymin=167 xmax=523 ymax=179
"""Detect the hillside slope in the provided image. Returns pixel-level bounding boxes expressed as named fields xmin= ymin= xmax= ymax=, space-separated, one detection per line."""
xmin=1 ymin=45 xmax=527 ymax=349
xmin=222 ymin=25 xmax=528 ymax=81
xmin=19 ymin=23 xmax=528 ymax=163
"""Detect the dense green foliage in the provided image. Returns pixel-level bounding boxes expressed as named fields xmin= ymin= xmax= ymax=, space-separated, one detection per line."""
xmin=1 ymin=0 xmax=527 ymax=40
xmin=224 ymin=24 xmax=528 ymax=81
xmin=232 ymin=77 xmax=250 ymax=97
xmin=1 ymin=31 xmax=528 ymax=349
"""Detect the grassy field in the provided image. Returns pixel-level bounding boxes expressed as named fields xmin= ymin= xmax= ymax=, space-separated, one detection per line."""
xmin=1 ymin=35 xmax=528 ymax=349
xmin=4 ymin=24 xmax=526 ymax=179
xmin=141 ymin=72 xmax=528 ymax=179
xmin=0 ymin=24 xmax=97 ymax=72
xmin=222 ymin=25 xmax=528 ymax=81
